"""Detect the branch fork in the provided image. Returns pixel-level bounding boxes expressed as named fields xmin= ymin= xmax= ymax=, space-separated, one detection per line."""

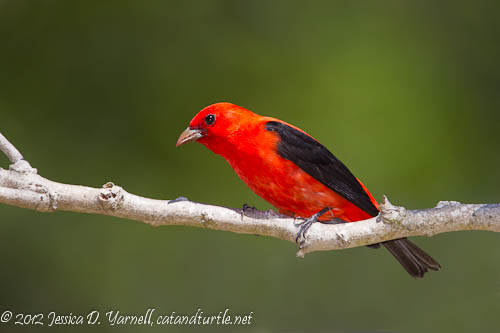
xmin=99 ymin=182 xmax=124 ymax=210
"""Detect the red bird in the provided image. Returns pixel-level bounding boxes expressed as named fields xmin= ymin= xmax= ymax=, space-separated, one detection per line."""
xmin=177 ymin=102 xmax=440 ymax=278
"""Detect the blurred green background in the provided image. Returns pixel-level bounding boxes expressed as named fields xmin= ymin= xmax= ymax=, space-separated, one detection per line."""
xmin=1 ymin=1 xmax=499 ymax=332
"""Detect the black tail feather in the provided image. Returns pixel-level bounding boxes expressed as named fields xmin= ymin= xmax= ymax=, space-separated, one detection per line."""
xmin=382 ymin=238 xmax=441 ymax=278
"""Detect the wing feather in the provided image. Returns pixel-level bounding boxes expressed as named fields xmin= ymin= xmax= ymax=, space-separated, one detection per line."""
xmin=265 ymin=121 xmax=379 ymax=217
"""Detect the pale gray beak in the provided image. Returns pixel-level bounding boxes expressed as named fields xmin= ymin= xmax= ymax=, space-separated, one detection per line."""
xmin=176 ymin=127 xmax=204 ymax=147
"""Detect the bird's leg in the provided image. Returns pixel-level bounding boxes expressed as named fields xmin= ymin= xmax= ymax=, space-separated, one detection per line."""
xmin=295 ymin=207 xmax=331 ymax=246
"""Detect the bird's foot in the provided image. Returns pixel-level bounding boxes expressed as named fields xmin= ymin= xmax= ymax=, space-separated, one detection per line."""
xmin=320 ymin=218 xmax=346 ymax=225
xmin=168 ymin=196 xmax=189 ymax=204
xmin=240 ymin=203 xmax=259 ymax=218
xmin=240 ymin=204 xmax=285 ymax=219
xmin=242 ymin=203 xmax=258 ymax=213
xmin=295 ymin=207 xmax=331 ymax=246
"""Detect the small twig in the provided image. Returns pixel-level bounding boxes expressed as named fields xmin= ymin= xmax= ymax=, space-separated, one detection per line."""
xmin=0 ymin=132 xmax=36 ymax=174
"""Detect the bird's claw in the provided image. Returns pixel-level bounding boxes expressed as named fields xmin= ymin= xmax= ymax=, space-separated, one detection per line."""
xmin=242 ymin=203 xmax=258 ymax=212
xmin=295 ymin=219 xmax=314 ymax=246
xmin=168 ymin=196 xmax=189 ymax=204
xmin=295 ymin=207 xmax=331 ymax=247
xmin=239 ymin=204 xmax=286 ymax=219
xmin=240 ymin=203 xmax=258 ymax=218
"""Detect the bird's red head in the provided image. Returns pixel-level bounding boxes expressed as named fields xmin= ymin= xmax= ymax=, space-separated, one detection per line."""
xmin=176 ymin=102 xmax=260 ymax=155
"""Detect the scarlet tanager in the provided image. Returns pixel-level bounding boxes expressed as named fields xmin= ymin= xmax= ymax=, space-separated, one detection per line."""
xmin=176 ymin=102 xmax=440 ymax=278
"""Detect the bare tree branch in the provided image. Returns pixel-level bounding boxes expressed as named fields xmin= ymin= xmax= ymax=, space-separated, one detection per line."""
xmin=0 ymin=132 xmax=499 ymax=257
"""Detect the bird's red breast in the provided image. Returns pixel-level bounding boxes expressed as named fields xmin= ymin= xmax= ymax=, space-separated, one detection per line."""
xmin=178 ymin=102 xmax=378 ymax=222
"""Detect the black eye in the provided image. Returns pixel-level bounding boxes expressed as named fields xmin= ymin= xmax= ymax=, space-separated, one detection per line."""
xmin=205 ymin=114 xmax=216 ymax=125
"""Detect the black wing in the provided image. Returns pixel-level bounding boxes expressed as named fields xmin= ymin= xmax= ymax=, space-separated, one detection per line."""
xmin=265 ymin=121 xmax=379 ymax=217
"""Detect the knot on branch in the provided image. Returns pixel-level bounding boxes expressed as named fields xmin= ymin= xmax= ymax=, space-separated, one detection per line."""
xmin=378 ymin=195 xmax=406 ymax=225
xmin=22 ymin=182 xmax=58 ymax=211
xmin=296 ymin=248 xmax=306 ymax=259
xmin=436 ymin=200 xmax=462 ymax=208
xmin=99 ymin=182 xmax=124 ymax=210
xmin=200 ymin=212 xmax=216 ymax=228
xmin=9 ymin=160 xmax=37 ymax=174
xmin=296 ymin=224 xmax=352 ymax=258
